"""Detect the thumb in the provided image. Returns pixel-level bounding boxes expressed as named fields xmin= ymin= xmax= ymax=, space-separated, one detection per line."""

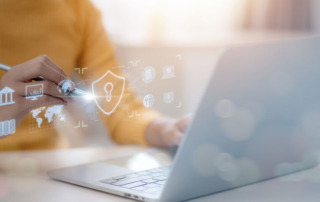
xmin=176 ymin=114 xmax=192 ymax=133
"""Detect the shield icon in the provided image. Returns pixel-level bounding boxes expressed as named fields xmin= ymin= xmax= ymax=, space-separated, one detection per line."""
xmin=92 ymin=70 xmax=125 ymax=115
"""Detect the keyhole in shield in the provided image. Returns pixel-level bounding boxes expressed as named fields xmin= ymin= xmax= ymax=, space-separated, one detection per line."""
xmin=104 ymin=83 xmax=113 ymax=102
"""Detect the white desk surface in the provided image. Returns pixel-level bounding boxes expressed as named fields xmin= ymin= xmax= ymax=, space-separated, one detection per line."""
xmin=1 ymin=146 xmax=320 ymax=202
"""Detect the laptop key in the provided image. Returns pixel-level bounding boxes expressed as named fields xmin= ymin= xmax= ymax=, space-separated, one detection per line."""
xmin=113 ymin=176 xmax=126 ymax=180
xmin=155 ymin=180 xmax=166 ymax=185
xmin=126 ymin=174 xmax=140 ymax=178
xmin=111 ymin=178 xmax=140 ymax=186
xmin=150 ymin=173 xmax=162 ymax=177
xmin=131 ymin=186 xmax=148 ymax=191
xmin=161 ymin=170 xmax=170 ymax=175
xmin=153 ymin=176 xmax=167 ymax=181
xmin=143 ymin=183 xmax=158 ymax=188
xmin=143 ymin=187 xmax=162 ymax=194
xmin=142 ymin=179 xmax=158 ymax=183
xmin=122 ymin=181 xmax=146 ymax=189
xmin=139 ymin=175 xmax=152 ymax=180
xmin=148 ymin=169 xmax=163 ymax=173
xmin=136 ymin=171 xmax=149 ymax=176
xmin=101 ymin=179 xmax=117 ymax=184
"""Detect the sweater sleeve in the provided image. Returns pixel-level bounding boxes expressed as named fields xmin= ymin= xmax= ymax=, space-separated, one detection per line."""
xmin=75 ymin=0 xmax=161 ymax=145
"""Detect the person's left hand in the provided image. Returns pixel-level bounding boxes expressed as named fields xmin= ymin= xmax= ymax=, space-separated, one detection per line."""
xmin=145 ymin=114 xmax=192 ymax=147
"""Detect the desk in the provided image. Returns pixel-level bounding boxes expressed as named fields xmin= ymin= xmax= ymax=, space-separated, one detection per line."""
xmin=1 ymin=146 xmax=320 ymax=202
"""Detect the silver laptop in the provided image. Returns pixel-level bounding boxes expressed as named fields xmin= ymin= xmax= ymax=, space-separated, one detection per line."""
xmin=48 ymin=36 xmax=320 ymax=202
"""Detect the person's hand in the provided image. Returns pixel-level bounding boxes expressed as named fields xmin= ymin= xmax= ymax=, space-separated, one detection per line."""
xmin=0 ymin=55 xmax=75 ymax=139
xmin=145 ymin=114 xmax=192 ymax=147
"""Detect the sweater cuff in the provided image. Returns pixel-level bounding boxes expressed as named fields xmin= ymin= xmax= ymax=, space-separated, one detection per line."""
xmin=114 ymin=109 xmax=162 ymax=146
xmin=133 ymin=111 xmax=163 ymax=146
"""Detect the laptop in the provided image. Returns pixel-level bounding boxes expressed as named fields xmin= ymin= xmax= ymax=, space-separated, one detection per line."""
xmin=48 ymin=36 xmax=320 ymax=202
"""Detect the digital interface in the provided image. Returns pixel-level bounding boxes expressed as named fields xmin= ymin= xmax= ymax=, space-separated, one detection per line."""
xmin=29 ymin=102 xmax=68 ymax=132
xmin=0 ymin=53 xmax=183 ymax=137
xmin=0 ymin=86 xmax=15 ymax=106
xmin=26 ymin=84 xmax=43 ymax=100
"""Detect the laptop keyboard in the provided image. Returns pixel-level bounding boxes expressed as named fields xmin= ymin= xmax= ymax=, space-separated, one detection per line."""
xmin=101 ymin=166 xmax=171 ymax=195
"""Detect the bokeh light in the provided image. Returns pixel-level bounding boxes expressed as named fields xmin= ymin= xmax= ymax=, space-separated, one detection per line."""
xmin=127 ymin=153 xmax=161 ymax=171
xmin=84 ymin=93 xmax=94 ymax=101
xmin=215 ymin=153 xmax=238 ymax=182
xmin=214 ymin=99 xmax=235 ymax=119
xmin=191 ymin=143 xmax=220 ymax=177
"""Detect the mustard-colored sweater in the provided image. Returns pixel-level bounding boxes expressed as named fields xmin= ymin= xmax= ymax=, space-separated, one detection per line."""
xmin=0 ymin=0 xmax=160 ymax=151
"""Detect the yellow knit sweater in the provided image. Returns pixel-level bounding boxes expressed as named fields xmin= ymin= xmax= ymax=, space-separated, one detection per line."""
xmin=0 ymin=0 xmax=160 ymax=151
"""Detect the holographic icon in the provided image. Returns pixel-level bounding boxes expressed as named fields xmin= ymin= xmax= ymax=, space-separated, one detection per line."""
xmin=29 ymin=103 xmax=67 ymax=132
xmin=164 ymin=92 xmax=174 ymax=104
xmin=104 ymin=83 xmax=113 ymax=102
xmin=143 ymin=94 xmax=155 ymax=108
xmin=58 ymin=80 xmax=73 ymax=95
xmin=26 ymin=84 xmax=43 ymax=100
xmin=162 ymin=65 xmax=175 ymax=79
xmin=92 ymin=70 xmax=125 ymax=115
xmin=0 ymin=119 xmax=15 ymax=136
xmin=0 ymin=87 xmax=15 ymax=106
xmin=142 ymin=66 xmax=155 ymax=83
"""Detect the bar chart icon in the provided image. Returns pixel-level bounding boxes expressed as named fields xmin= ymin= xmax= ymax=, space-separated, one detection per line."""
xmin=26 ymin=84 xmax=43 ymax=100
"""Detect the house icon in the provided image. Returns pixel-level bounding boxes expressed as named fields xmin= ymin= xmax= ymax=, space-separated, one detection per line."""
xmin=0 ymin=87 xmax=15 ymax=106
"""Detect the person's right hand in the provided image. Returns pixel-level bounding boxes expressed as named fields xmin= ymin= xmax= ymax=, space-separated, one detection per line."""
xmin=0 ymin=55 xmax=75 ymax=139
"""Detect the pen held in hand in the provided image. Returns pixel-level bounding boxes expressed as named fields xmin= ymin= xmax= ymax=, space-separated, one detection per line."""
xmin=0 ymin=62 xmax=87 ymax=97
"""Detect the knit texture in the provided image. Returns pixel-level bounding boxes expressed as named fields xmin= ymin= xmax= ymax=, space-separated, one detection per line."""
xmin=0 ymin=0 xmax=160 ymax=150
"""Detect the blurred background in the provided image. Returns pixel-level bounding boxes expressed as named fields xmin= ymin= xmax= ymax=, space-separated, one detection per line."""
xmin=66 ymin=0 xmax=320 ymax=147
xmin=90 ymin=0 xmax=319 ymax=112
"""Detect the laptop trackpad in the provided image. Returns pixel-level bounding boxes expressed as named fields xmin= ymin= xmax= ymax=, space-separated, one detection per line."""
xmin=100 ymin=148 xmax=175 ymax=172
xmin=48 ymin=162 xmax=133 ymax=184
xmin=48 ymin=148 xmax=174 ymax=184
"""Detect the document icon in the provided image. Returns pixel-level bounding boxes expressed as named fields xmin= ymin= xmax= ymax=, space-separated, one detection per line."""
xmin=164 ymin=92 xmax=174 ymax=104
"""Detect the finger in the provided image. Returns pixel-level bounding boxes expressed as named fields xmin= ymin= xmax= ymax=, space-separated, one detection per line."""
xmin=21 ymin=81 xmax=74 ymax=102
xmin=13 ymin=56 xmax=66 ymax=82
xmin=37 ymin=55 xmax=68 ymax=78
xmin=171 ymin=130 xmax=184 ymax=146
xmin=37 ymin=56 xmax=76 ymax=91
xmin=176 ymin=114 xmax=192 ymax=133
xmin=32 ymin=94 xmax=66 ymax=106
xmin=16 ymin=55 xmax=68 ymax=78
xmin=13 ymin=56 xmax=75 ymax=89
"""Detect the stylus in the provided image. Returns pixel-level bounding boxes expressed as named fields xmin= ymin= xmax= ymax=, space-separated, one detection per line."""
xmin=0 ymin=62 xmax=87 ymax=96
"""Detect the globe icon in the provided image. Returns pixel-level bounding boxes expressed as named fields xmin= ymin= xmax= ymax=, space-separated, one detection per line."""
xmin=58 ymin=80 xmax=72 ymax=95
xmin=143 ymin=94 xmax=155 ymax=108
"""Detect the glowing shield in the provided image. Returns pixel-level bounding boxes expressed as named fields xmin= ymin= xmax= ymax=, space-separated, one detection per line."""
xmin=92 ymin=70 xmax=125 ymax=115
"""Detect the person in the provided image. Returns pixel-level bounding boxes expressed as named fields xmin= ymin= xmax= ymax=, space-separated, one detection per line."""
xmin=0 ymin=0 xmax=191 ymax=151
